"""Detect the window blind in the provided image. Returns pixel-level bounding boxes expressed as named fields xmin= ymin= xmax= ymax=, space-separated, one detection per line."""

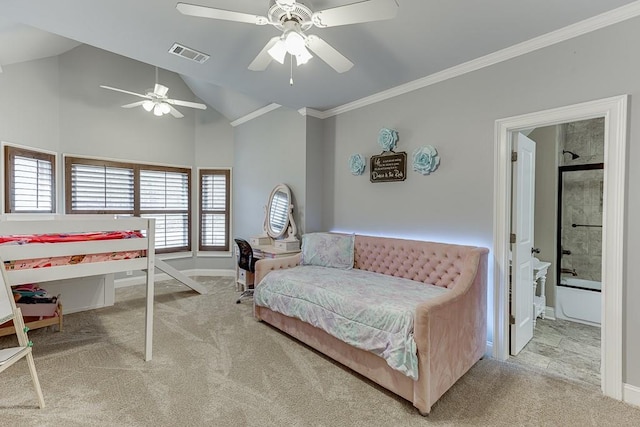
xmin=70 ymin=164 xmax=134 ymax=211
xmin=200 ymin=170 xmax=230 ymax=251
xmin=13 ymin=155 xmax=53 ymax=212
xmin=65 ymin=157 xmax=192 ymax=253
xmin=141 ymin=169 xmax=190 ymax=250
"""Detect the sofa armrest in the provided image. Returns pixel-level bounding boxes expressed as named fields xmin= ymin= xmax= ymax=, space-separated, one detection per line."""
xmin=254 ymin=253 xmax=302 ymax=285
xmin=412 ymin=248 xmax=488 ymax=412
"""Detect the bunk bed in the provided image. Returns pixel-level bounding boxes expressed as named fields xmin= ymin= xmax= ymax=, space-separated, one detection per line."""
xmin=0 ymin=215 xmax=157 ymax=360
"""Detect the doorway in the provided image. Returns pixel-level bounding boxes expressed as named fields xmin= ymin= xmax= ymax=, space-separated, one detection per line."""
xmin=509 ymin=121 xmax=604 ymax=387
xmin=493 ymin=95 xmax=628 ymax=400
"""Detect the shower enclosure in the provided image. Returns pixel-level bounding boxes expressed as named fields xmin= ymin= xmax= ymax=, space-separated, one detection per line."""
xmin=555 ymin=163 xmax=604 ymax=326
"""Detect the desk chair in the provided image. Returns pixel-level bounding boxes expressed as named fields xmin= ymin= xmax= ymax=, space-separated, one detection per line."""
xmin=235 ymin=239 xmax=258 ymax=304
xmin=0 ymin=261 xmax=45 ymax=408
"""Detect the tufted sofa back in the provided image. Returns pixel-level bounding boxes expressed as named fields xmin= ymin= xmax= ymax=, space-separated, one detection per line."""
xmin=353 ymin=235 xmax=478 ymax=289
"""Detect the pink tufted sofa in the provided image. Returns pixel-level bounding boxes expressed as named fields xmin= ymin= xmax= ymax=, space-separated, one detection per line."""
xmin=254 ymin=234 xmax=489 ymax=415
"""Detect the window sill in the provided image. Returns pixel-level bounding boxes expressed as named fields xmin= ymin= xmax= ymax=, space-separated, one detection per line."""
xmin=157 ymin=251 xmax=193 ymax=261
xmin=196 ymin=251 xmax=232 ymax=258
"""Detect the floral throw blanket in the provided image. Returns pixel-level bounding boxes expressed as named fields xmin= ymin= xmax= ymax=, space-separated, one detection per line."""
xmin=254 ymin=265 xmax=448 ymax=380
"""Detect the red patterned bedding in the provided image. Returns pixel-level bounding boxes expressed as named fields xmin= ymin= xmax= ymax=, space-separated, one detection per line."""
xmin=0 ymin=230 xmax=143 ymax=244
xmin=1 ymin=231 xmax=145 ymax=270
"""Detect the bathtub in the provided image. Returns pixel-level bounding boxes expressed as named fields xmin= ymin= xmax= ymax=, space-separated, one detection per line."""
xmin=556 ymin=278 xmax=601 ymax=326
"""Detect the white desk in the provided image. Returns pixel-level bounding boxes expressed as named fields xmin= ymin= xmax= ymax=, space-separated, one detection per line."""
xmin=533 ymin=258 xmax=551 ymax=325
xmin=235 ymin=243 xmax=300 ymax=292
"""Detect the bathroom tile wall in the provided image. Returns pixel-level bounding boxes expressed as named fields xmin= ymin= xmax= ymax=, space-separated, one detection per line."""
xmin=561 ymin=117 xmax=605 ymax=166
xmin=560 ymin=118 xmax=604 ymax=282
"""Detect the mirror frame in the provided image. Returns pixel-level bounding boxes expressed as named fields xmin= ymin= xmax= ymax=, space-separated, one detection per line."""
xmin=265 ymin=184 xmax=296 ymax=240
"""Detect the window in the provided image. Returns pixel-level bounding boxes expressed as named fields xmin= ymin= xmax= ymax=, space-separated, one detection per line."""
xmin=4 ymin=145 xmax=55 ymax=213
xmin=65 ymin=157 xmax=191 ymax=253
xmin=199 ymin=169 xmax=230 ymax=252
xmin=140 ymin=169 xmax=190 ymax=251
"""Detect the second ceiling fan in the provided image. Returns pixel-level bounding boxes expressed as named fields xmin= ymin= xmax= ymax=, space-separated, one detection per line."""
xmin=100 ymin=67 xmax=206 ymax=118
xmin=176 ymin=0 xmax=399 ymax=73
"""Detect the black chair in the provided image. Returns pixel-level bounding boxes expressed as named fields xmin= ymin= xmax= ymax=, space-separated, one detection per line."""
xmin=235 ymin=238 xmax=258 ymax=304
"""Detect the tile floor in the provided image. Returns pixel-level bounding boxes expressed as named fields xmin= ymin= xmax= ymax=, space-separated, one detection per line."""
xmin=510 ymin=317 xmax=601 ymax=388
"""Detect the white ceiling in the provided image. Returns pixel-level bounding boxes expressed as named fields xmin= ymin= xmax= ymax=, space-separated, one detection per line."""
xmin=0 ymin=0 xmax=637 ymax=121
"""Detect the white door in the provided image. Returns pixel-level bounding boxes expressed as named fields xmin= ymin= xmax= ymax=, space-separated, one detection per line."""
xmin=510 ymin=132 xmax=536 ymax=355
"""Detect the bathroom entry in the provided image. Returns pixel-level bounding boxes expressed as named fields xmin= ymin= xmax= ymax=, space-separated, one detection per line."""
xmin=496 ymin=95 xmax=628 ymax=399
xmin=508 ymin=117 xmax=605 ymax=382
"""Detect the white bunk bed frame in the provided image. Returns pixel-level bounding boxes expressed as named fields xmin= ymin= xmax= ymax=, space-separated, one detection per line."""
xmin=0 ymin=215 xmax=156 ymax=361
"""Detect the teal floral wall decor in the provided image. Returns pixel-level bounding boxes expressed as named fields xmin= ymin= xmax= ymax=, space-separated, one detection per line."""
xmin=412 ymin=145 xmax=440 ymax=175
xmin=378 ymin=128 xmax=398 ymax=152
xmin=349 ymin=154 xmax=366 ymax=176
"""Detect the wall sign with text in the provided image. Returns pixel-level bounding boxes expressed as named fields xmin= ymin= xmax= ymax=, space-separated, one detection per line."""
xmin=370 ymin=152 xmax=407 ymax=183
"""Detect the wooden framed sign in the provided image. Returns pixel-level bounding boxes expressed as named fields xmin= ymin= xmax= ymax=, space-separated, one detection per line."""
xmin=370 ymin=152 xmax=407 ymax=183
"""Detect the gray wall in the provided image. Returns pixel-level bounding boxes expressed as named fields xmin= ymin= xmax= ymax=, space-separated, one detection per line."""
xmin=304 ymin=116 xmax=324 ymax=233
xmin=0 ymin=56 xmax=61 ymax=151
xmin=58 ymin=45 xmax=196 ymax=166
xmin=322 ymin=16 xmax=640 ymax=386
xmin=193 ymin=106 xmax=235 ymax=270
xmin=529 ymin=125 xmax=559 ymax=307
xmin=232 ymin=108 xmax=306 ymax=241
xmin=0 ymin=45 xmax=236 ymax=272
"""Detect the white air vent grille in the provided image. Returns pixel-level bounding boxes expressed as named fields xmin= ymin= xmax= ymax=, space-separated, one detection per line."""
xmin=169 ymin=43 xmax=210 ymax=64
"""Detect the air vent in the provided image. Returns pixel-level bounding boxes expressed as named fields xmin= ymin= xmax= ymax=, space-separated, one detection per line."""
xmin=168 ymin=43 xmax=210 ymax=64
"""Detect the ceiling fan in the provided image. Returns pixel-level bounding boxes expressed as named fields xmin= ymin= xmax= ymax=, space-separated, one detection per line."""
xmin=99 ymin=67 xmax=207 ymax=118
xmin=176 ymin=0 xmax=399 ymax=73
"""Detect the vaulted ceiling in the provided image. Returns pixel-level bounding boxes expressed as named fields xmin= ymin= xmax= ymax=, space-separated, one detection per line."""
xmin=1 ymin=0 xmax=637 ymax=122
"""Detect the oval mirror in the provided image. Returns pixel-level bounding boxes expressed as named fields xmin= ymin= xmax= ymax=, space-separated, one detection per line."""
xmin=267 ymin=184 xmax=291 ymax=239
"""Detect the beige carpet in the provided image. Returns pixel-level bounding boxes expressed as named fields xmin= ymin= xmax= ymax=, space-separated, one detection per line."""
xmin=2 ymin=277 xmax=640 ymax=426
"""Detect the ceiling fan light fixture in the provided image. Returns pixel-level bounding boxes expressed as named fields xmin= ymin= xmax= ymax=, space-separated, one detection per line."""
xmin=295 ymin=48 xmax=312 ymax=66
xmin=142 ymin=100 xmax=155 ymax=112
xmin=159 ymin=102 xmax=171 ymax=115
xmin=153 ymin=103 xmax=164 ymax=116
xmin=268 ymin=40 xmax=288 ymax=64
xmin=284 ymin=30 xmax=306 ymax=56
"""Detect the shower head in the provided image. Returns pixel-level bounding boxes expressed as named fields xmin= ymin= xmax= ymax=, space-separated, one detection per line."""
xmin=563 ymin=150 xmax=580 ymax=160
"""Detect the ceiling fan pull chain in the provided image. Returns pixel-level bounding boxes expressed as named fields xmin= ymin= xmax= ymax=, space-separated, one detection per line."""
xmin=290 ymin=54 xmax=294 ymax=86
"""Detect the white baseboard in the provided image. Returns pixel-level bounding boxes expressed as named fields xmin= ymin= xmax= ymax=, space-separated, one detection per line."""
xmin=485 ymin=341 xmax=493 ymax=358
xmin=544 ymin=306 xmax=556 ymax=320
xmin=624 ymin=383 xmax=640 ymax=408
xmin=115 ymin=269 xmax=235 ymax=288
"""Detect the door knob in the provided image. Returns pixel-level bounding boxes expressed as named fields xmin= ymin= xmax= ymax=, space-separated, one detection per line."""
xmin=531 ymin=248 xmax=541 ymax=254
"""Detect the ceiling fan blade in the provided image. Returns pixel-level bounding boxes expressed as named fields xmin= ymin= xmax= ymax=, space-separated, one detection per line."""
xmin=167 ymin=105 xmax=184 ymax=118
xmin=166 ymin=99 xmax=207 ymax=110
xmin=312 ymin=0 xmax=398 ymax=28
xmin=176 ymin=2 xmax=268 ymax=25
xmin=305 ymin=35 xmax=354 ymax=73
xmin=100 ymin=85 xmax=150 ymax=99
xmin=248 ymin=37 xmax=281 ymax=71
xmin=121 ymin=101 xmax=146 ymax=109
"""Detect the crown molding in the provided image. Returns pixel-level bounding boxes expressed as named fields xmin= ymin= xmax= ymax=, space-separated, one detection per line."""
xmin=237 ymin=1 xmax=640 ymax=123
xmin=298 ymin=107 xmax=327 ymax=119
xmin=230 ymin=103 xmax=281 ymax=127
xmin=322 ymin=1 xmax=640 ymax=118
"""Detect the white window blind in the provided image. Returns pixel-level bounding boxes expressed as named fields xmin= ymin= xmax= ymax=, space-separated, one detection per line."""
xmin=141 ymin=170 xmax=190 ymax=250
xmin=200 ymin=170 xmax=229 ymax=251
xmin=13 ymin=155 xmax=53 ymax=212
xmin=70 ymin=164 xmax=134 ymax=211
xmin=142 ymin=213 xmax=189 ymax=249
xmin=65 ymin=157 xmax=191 ymax=253
xmin=140 ymin=170 xmax=189 ymax=210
